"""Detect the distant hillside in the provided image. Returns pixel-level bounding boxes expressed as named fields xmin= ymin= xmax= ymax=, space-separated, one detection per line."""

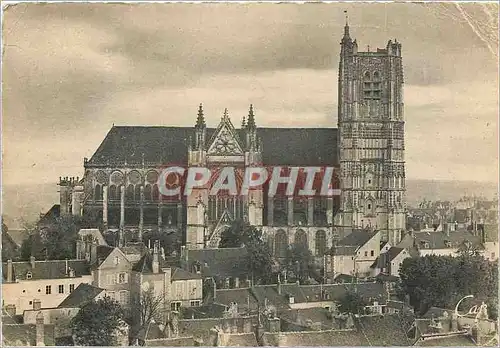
xmin=405 ymin=179 xmax=498 ymax=206
xmin=2 ymin=183 xmax=59 ymax=229
xmin=1 ymin=179 xmax=497 ymax=229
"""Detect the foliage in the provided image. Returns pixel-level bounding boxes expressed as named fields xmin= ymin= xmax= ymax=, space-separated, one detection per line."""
xmin=126 ymin=289 xmax=165 ymax=344
xmin=285 ymin=243 xmax=316 ymax=284
xmin=219 ymin=219 xmax=274 ymax=284
xmin=70 ymin=296 xmax=125 ymax=346
xmin=20 ymin=215 xmax=88 ymax=261
xmin=456 ymin=241 xmax=482 ymax=257
xmin=399 ymin=254 xmax=498 ymax=316
xmin=337 ymin=289 xmax=369 ymax=315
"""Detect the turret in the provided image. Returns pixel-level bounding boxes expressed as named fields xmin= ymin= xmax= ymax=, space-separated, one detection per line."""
xmin=245 ymin=104 xmax=257 ymax=151
xmin=194 ymin=103 xmax=206 ymax=150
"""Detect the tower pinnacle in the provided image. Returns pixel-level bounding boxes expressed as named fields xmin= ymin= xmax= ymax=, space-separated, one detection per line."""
xmin=343 ymin=10 xmax=350 ymax=40
xmin=247 ymin=104 xmax=256 ymax=129
xmin=196 ymin=103 xmax=205 ymax=128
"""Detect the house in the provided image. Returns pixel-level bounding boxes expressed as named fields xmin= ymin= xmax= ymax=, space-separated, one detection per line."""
xmin=131 ymin=241 xmax=203 ymax=315
xmin=91 ymin=245 xmax=133 ymax=306
xmin=180 ymin=246 xmax=251 ymax=289
xmin=325 ymin=229 xmax=381 ymax=279
xmin=407 ymin=229 xmax=485 ymax=257
xmin=2 ymin=257 xmax=93 ymax=315
xmin=371 ymin=246 xmax=410 ymax=277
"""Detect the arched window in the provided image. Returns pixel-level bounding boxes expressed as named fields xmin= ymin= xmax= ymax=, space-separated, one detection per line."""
xmin=152 ymin=184 xmax=159 ymax=202
xmin=275 ymin=230 xmax=288 ymax=258
xmin=109 ymin=185 xmax=117 ymax=201
xmin=273 ymin=197 xmax=288 ymax=226
xmin=94 ymin=184 xmax=102 ymax=201
xmin=126 ymin=185 xmax=134 ymax=201
xmin=135 ymin=185 xmax=142 ymax=201
xmin=315 ymin=230 xmax=327 ymax=256
xmin=144 ymin=184 xmax=152 ymax=202
xmin=294 ymin=229 xmax=308 ymax=249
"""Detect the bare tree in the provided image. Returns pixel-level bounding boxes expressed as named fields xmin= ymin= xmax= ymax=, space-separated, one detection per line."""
xmin=128 ymin=289 xmax=165 ymax=345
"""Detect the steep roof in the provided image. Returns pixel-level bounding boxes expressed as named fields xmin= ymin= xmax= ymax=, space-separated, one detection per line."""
xmin=337 ymin=229 xmax=377 ymax=247
xmin=2 ymin=324 xmax=55 ymax=346
xmin=5 ymin=229 xmax=29 ymax=247
xmin=2 ymin=259 xmax=91 ymax=282
xmin=132 ymin=252 xmax=168 ymax=274
xmin=387 ymin=247 xmax=405 ymax=261
xmin=87 ymin=126 xmax=338 ymax=167
xmin=58 ymin=283 xmax=105 ymax=308
xmin=185 ymin=247 xmax=249 ymax=278
xmin=413 ymin=230 xmax=483 ymax=250
xmin=171 ymin=267 xmax=202 ymax=281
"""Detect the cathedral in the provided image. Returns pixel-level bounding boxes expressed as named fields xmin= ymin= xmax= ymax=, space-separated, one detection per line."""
xmin=59 ymin=22 xmax=406 ymax=257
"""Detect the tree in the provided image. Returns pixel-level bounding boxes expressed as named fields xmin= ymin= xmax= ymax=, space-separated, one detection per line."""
xmin=338 ymin=289 xmax=369 ymax=315
xmin=456 ymin=241 xmax=482 ymax=257
xmin=20 ymin=215 xmax=85 ymax=261
xmin=399 ymin=254 xmax=498 ymax=315
xmin=285 ymin=243 xmax=316 ymax=284
xmin=219 ymin=219 xmax=246 ymax=248
xmin=127 ymin=289 xmax=165 ymax=345
xmin=70 ymin=296 xmax=125 ymax=346
xmin=219 ymin=219 xmax=274 ymax=284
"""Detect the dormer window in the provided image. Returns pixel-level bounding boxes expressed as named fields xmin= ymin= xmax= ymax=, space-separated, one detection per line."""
xmin=26 ymin=272 xmax=32 ymax=280
xmin=444 ymin=240 xmax=452 ymax=248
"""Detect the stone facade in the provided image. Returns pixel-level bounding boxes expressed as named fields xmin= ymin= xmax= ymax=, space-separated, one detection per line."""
xmin=335 ymin=23 xmax=406 ymax=245
xmin=61 ymin=24 xmax=406 ymax=254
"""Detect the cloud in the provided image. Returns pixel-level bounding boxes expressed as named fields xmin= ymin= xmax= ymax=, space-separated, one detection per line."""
xmin=2 ymin=2 xmax=498 ymax=186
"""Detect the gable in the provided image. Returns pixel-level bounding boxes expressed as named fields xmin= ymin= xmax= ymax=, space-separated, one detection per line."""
xmin=207 ymin=113 xmax=244 ymax=156
xmin=99 ymin=248 xmax=131 ymax=270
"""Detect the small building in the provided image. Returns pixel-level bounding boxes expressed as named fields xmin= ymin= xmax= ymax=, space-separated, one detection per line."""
xmin=2 ymin=257 xmax=93 ymax=315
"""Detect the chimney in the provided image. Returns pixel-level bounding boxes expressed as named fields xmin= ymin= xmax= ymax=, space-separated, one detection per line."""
xmin=7 ymin=259 xmax=13 ymax=282
xmin=90 ymin=242 xmax=97 ymax=264
xmin=36 ymin=311 xmax=45 ymax=346
xmin=234 ymin=277 xmax=239 ymax=289
xmin=213 ymin=278 xmax=217 ymax=301
xmin=30 ymin=256 xmax=36 ymax=269
xmin=152 ymin=240 xmax=160 ymax=274
xmin=65 ymin=259 xmax=69 ymax=275
xmin=33 ymin=299 xmax=42 ymax=310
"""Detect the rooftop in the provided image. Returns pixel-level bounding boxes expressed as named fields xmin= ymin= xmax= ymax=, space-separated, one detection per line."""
xmin=87 ymin=126 xmax=338 ymax=167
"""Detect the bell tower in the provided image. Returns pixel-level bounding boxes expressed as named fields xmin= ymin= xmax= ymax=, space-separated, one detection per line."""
xmin=336 ymin=18 xmax=406 ymax=244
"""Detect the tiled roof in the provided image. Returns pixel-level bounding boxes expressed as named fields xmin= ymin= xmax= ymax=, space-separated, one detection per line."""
xmin=413 ymin=230 xmax=483 ymax=250
xmin=225 ymin=332 xmax=259 ymax=346
xmin=58 ymin=283 xmax=105 ymax=308
xmin=95 ymin=245 xmax=115 ymax=263
xmin=250 ymin=285 xmax=290 ymax=310
xmin=211 ymin=288 xmax=258 ymax=312
xmin=2 ymin=324 xmax=55 ymax=346
xmin=87 ymin=126 xmax=338 ymax=167
xmin=132 ymin=252 xmax=169 ymax=274
xmin=186 ymin=247 xmax=249 ymax=278
xmin=171 ymin=267 xmax=202 ymax=281
xmin=417 ymin=333 xmax=476 ymax=346
xmin=482 ymin=223 xmax=498 ymax=243
xmin=145 ymin=337 xmax=196 ymax=346
xmin=2 ymin=259 xmax=91 ymax=282
xmin=181 ymin=303 xmax=227 ymax=319
xmin=336 ymin=229 xmax=377 ymax=247
xmin=178 ymin=318 xmax=219 ymax=345
xmin=387 ymin=247 xmax=405 ymax=261
xmin=280 ymin=307 xmax=335 ymax=331
xmin=333 ymin=245 xmax=359 ymax=255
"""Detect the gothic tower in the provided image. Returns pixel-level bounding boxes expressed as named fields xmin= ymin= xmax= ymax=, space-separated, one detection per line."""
xmin=336 ymin=20 xmax=406 ymax=244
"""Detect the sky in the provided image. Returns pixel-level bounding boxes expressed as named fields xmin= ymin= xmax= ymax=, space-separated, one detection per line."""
xmin=2 ymin=2 xmax=499 ymax=186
